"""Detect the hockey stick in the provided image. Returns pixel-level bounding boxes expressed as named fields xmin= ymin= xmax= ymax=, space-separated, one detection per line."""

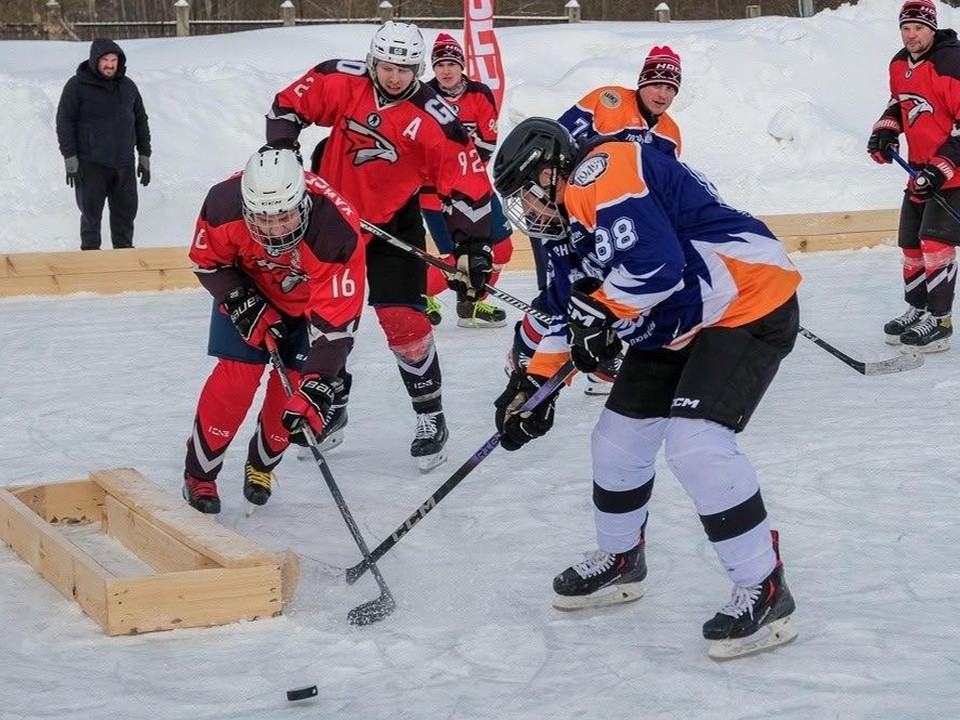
xmin=887 ymin=149 xmax=960 ymax=226
xmin=264 ymin=335 xmax=396 ymax=626
xmin=360 ymin=219 xmax=553 ymax=322
xmin=344 ymin=357 xmax=576 ymax=585
xmin=797 ymin=326 xmax=922 ymax=375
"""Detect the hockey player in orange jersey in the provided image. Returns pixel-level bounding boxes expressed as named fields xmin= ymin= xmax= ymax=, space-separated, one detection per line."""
xmin=491 ymin=118 xmax=801 ymax=659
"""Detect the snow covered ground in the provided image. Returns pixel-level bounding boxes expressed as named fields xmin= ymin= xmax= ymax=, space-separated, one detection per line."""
xmin=3 ymin=0 xmax=960 ymax=717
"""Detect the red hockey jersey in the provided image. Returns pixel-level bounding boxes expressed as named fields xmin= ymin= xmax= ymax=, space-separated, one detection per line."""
xmin=267 ymin=59 xmax=492 ymax=243
xmin=877 ymin=29 xmax=960 ymax=190
xmin=420 ymin=75 xmax=499 ymax=212
xmin=190 ymin=171 xmax=365 ymax=377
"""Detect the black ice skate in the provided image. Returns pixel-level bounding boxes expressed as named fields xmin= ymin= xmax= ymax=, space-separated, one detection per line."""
xmin=584 ymin=351 xmax=623 ymax=396
xmin=552 ymin=542 xmax=647 ymax=610
xmin=411 ymin=411 xmax=448 ymax=473
xmin=883 ymin=305 xmax=925 ymax=345
xmin=703 ymin=535 xmax=797 ymax=660
xmin=456 ymin=299 xmax=507 ymax=328
xmin=243 ymin=462 xmax=274 ymax=507
xmin=899 ymin=313 xmax=952 ymax=353
xmin=183 ymin=473 xmax=221 ymax=514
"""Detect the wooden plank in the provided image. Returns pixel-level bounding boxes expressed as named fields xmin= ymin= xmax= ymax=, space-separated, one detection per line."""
xmin=102 ymin=495 xmax=220 ymax=574
xmin=0 ymin=247 xmax=191 ymax=278
xmin=0 ymin=268 xmax=199 ymax=297
xmin=762 ymin=209 xmax=901 ymax=237
xmin=0 ymin=487 xmax=111 ymax=628
xmin=10 ymin=479 xmax=105 ymax=524
xmin=105 ymin=565 xmax=282 ymax=635
xmin=91 ymin=468 xmax=278 ymax=569
xmin=782 ymin=230 xmax=897 ymax=253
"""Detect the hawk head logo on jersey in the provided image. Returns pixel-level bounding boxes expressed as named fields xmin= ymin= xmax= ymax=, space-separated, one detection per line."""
xmin=252 ymin=256 xmax=310 ymax=294
xmin=899 ymin=93 xmax=934 ymax=126
xmin=343 ymin=117 xmax=399 ymax=165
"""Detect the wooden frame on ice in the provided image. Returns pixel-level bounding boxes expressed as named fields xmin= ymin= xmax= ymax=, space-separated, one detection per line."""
xmin=0 ymin=468 xmax=294 ymax=635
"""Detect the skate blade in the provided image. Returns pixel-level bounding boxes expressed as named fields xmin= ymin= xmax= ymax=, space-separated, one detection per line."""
xmin=885 ymin=333 xmax=902 ymax=346
xmin=552 ymin=582 xmax=645 ymax=611
xmin=296 ymin=431 xmax=344 ymax=460
xmin=707 ymin=616 xmax=798 ymax=660
xmin=244 ymin=501 xmax=257 ymax=518
xmin=901 ymin=339 xmax=950 ymax=353
xmin=416 ymin=451 xmax=448 ymax=474
xmin=583 ymin=383 xmax=612 ymax=396
xmin=456 ymin=318 xmax=508 ymax=328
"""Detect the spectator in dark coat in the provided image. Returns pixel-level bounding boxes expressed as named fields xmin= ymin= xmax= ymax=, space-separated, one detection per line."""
xmin=56 ymin=38 xmax=151 ymax=250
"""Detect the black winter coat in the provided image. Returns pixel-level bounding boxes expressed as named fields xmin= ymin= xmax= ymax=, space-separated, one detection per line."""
xmin=56 ymin=38 xmax=151 ymax=168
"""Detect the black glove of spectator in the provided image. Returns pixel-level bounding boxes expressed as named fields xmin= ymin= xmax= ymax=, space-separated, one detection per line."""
xmin=219 ymin=285 xmax=285 ymax=349
xmin=909 ymin=157 xmax=954 ymax=202
xmin=281 ymin=373 xmax=338 ymax=446
xmin=137 ymin=156 xmax=150 ymax=187
xmin=448 ymin=238 xmax=493 ymax=301
xmin=494 ymin=370 xmax=559 ymax=451
xmin=566 ymin=277 xmax=623 ymax=373
xmin=64 ymin=156 xmax=80 ymax=188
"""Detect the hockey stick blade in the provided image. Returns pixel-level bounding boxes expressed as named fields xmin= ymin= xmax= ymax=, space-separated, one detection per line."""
xmin=798 ymin=326 xmax=923 ymax=375
xmin=347 ymin=593 xmax=396 ymax=626
xmin=861 ymin=351 xmax=924 ymax=375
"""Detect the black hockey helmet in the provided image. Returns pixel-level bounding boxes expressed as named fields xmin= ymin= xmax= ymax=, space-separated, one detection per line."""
xmin=493 ymin=117 xmax=579 ymax=240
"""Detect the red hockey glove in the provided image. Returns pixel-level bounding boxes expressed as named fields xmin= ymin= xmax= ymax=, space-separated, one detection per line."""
xmin=281 ymin=374 xmax=338 ymax=446
xmin=908 ymin=157 xmax=955 ymax=203
xmin=219 ymin=285 xmax=284 ymax=349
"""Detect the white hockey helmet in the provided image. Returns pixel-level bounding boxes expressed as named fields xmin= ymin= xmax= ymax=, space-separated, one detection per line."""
xmin=367 ymin=21 xmax=426 ymax=77
xmin=241 ymin=146 xmax=311 ymax=256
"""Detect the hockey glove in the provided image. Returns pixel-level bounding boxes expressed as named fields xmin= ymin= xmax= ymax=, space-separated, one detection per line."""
xmin=909 ymin=157 xmax=955 ymax=202
xmin=867 ymin=118 xmax=900 ymax=165
xmin=64 ymin=156 xmax=80 ymax=188
xmin=281 ymin=374 xmax=338 ymax=446
xmin=137 ymin=156 xmax=150 ymax=187
xmin=219 ymin=285 xmax=284 ymax=349
xmin=566 ymin=277 xmax=623 ymax=374
xmin=448 ymin=238 xmax=493 ymax=301
xmin=494 ymin=370 xmax=559 ymax=451
xmin=261 ymin=138 xmax=303 ymax=166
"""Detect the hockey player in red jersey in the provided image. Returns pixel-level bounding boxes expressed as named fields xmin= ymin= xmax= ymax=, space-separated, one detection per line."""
xmin=267 ymin=21 xmax=494 ymax=471
xmin=183 ymin=145 xmax=365 ymax=514
xmin=492 ymin=118 xmax=801 ymax=659
xmin=420 ymin=32 xmax=512 ymax=329
xmin=511 ymin=46 xmax=685 ymax=396
xmin=870 ymin=0 xmax=959 ymax=352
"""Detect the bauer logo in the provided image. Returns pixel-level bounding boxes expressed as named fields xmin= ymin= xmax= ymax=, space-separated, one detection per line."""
xmin=571 ymin=154 xmax=609 ymax=186
xmin=672 ymin=397 xmax=700 ymax=409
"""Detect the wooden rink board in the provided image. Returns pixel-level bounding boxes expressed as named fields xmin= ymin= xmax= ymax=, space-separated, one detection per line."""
xmin=0 ymin=468 xmax=295 ymax=635
xmin=0 ymin=209 xmax=901 ymax=298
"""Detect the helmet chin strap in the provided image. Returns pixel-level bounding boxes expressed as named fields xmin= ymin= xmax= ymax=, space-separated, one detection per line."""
xmin=369 ymin=63 xmax=420 ymax=107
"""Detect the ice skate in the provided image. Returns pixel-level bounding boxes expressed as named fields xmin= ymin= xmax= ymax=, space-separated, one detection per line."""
xmin=552 ymin=543 xmax=646 ymax=610
xmin=183 ymin=473 xmax=221 ymax=514
xmin=425 ymin=295 xmax=443 ymax=326
xmin=703 ymin=563 xmax=797 ymax=660
xmin=899 ymin=312 xmax=951 ymax=353
xmin=584 ymin=352 xmax=623 ymax=395
xmin=883 ymin=305 xmax=925 ymax=345
xmin=411 ymin=411 xmax=448 ymax=473
xmin=456 ymin=299 xmax=507 ymax=328
xmin=243 ymin=462 xmax=274 ymax=508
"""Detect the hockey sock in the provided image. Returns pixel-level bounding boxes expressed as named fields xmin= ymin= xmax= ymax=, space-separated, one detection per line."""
xmin=901 ymin=247 xmax=927 ymax=310
xmin=246 ymin=367 xmax=300 ymax=471
xmin=920 ymin=237 xmax=957 ymax=316
xmin=376 ymin=305 xmax=443 ymax=414
xmin=186 ymin=359 xmax=264 ymax=480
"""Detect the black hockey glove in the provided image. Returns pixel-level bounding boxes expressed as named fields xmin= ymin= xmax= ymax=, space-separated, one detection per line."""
xmin=909 ymin=157 xmax=954 ymax=202
xmin=219 ymin=285 xmax=285 ymax=349
xmin=64 ymin=156 xmax=80 ymax=188
xmin=282 ymin=374 xmax=338 ymax=446
xmin=867 ymin=117 xmax=900 ymax=165
xmin=448 ymin=238 xmax=493 ymax=301
xmin=494 ymin=370 xmax=560 ymax=451
xmin=261 ymin=137 xmax=303 ymax=165
xmin=566 ymin=277 xmax=623 ymax=374
xmin=137 ymin=155 xmax=150 ymax=187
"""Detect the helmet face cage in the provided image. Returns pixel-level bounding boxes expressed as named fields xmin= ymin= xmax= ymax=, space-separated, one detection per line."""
xmin=241 ymin=148 xmax=311 ymax=257
xmin=367 ymin=21 xmax=425 ymax=78
xmin=502 ymin=179 xmax=568 ymax=241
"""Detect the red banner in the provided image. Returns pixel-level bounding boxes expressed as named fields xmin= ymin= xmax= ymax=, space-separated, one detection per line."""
xmin=463 ymin=0 xmax=505 ymax=110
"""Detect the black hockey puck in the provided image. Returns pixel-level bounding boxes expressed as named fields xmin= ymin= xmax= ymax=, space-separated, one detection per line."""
xmin=286 ymin=685 xmax=318 ymax=701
